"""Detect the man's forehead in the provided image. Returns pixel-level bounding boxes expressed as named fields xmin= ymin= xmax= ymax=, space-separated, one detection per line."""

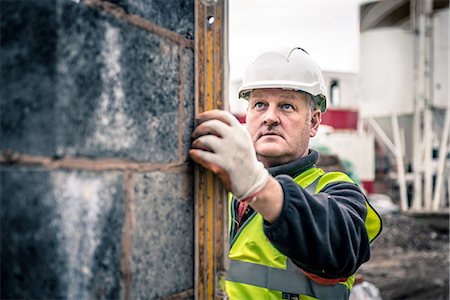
xmin=250 ymin=89 xmax=303 ymax=100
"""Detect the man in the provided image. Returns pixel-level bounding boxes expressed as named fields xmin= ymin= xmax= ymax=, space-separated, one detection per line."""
xmin=190 ymin=48 xmax=382 ymax=300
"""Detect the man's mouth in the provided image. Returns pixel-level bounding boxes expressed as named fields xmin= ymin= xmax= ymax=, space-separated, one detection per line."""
xmin=260 ymin=131 xmax=282 ymax=138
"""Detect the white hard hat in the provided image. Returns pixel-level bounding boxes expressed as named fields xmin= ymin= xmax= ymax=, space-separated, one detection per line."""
xmin=238 ymin=47 xmax=327 ymax=112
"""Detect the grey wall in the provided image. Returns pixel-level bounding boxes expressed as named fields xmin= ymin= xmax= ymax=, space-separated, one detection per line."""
xmin=0 ymin=0 xmax=195 ymax=299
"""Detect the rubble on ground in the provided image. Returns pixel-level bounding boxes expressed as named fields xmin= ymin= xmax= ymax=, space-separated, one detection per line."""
xmin=358 ymin=213 xmax=449 ymax=300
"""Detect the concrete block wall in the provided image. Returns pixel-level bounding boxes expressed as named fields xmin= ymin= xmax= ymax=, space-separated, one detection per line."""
xmin=0 ymin=0 xmax=195 ymax=299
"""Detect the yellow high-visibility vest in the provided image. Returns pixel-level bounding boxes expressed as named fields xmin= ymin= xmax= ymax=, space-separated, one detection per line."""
xmin=226 ymin=167 xmax=382 ymax=300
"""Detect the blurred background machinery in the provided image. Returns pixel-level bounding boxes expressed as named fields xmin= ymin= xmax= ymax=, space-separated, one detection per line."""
xmin=360 ymin=0 xmax=449 ymax=213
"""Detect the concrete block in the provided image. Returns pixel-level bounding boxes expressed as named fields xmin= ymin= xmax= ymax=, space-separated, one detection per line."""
xmin=110 ymin=0 xmax=195 ymax=39
xmin=131 ymin=171 xmax=194 ymax=298
xmin=56 ymin=3 xmax=183 ymax=162
xmin=0 ymin=1 xmax=58 ymax=155
xmin=0 ymin=167 xmax=125 ymax=299
xmin=1 ymin=1 xmax=195 ymax=163
xmin=182 ymin=48 xmax=195 ymax=161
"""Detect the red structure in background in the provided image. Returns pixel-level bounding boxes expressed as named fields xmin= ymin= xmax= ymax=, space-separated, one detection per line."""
xmin=361 ymin=181 xmax=374 ymax=194
xmin=321 ymin=107 xmax=358 ymax=130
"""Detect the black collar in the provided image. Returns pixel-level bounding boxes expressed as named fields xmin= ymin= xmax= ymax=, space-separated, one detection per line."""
xmin=267 ymin=149 xmax=319 ymax=178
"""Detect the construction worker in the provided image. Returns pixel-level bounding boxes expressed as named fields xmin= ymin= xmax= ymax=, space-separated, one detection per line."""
xmin=190 ymin=47 xmax=382 ymax=300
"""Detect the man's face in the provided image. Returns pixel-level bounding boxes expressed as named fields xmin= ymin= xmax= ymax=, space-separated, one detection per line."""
xmin=246 ymin=88 xmax=321 ymax=167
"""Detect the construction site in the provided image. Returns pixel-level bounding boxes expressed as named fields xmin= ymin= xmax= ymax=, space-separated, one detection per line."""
xmin=1 ymin=0 xmax=449 ymax=299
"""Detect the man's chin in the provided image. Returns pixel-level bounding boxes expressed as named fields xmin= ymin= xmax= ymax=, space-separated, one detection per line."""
xmin=256 ymin=150 xmax=291 ymax=167
xmin=255 ymin=146 xmax=285 ymax=158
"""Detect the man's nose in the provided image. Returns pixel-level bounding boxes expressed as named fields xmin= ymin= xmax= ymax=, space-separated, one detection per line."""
xmin=263 ymin=106 xmax=280 ymax=127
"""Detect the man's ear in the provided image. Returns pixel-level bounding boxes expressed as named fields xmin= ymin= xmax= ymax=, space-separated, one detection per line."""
xmin=310 ymin=109 xmax=321 ymax=137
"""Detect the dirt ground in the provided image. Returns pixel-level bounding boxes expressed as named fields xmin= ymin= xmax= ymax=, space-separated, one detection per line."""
xmin=356 ymin=213 xmax=449 ymax=300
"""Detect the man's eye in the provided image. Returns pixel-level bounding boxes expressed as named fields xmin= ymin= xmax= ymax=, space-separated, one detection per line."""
xmin=281 ymin=103 xmax=294 ymax=111
xmin=254 ymin=102 xmax=266 ymax=110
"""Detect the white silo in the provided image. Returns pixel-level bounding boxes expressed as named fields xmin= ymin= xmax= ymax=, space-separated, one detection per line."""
xmin=360 ymin=28 xmax=414 ymax=117
xmin=359 ymin=0 xmax=449 ymax=212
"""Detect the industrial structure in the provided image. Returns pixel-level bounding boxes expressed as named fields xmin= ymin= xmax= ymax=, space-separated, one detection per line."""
xmin=360 ymin=0 xmax=449 ymax=213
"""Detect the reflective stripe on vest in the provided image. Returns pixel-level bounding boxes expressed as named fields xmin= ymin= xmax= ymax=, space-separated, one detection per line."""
xmin=227 ymin=260 xmax=349 ymax=300
xmin=304 ymin=175 xmax=322 ymax=195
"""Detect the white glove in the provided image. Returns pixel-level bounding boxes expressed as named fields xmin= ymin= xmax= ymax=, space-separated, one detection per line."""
xmin=190 ymin=110 xmax=270 ymax=200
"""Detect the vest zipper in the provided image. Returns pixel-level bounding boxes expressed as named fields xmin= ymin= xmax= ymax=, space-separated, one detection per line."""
xmin=229 ymin=208 xmax=257 ymax=248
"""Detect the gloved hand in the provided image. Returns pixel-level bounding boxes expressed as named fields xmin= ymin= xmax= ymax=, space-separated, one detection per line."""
xmin=189 ymin=110 xmax=270 ymax=201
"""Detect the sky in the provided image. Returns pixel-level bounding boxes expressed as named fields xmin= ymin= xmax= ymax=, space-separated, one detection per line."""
xmin=229 ymin=0 xmax=371 ymax=80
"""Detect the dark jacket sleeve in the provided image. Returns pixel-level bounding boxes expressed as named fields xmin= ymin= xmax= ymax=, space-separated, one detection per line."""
xmin=263 ymin=174 xmax=370 ymax=279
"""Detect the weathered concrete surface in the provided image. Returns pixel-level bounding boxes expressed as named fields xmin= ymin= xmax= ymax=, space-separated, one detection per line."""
xmin=181 ymin=47 xmax=195 ymax=160
xmin=1 ymin=167 xmax=125 ymax=299
xmin=1 ymin=0 xmax=195 ymax=163
xmin=1 ymin=0 xmax=196 ymax=299
xmin=111 ymin=0 xmax=195 ymax=39
xmin=56 ymin=2 xmax=185 ymax=162
xmin=131 ymin=171 xmax=194 ymax=299
xmin=0 ymin=1 xmax=58 ymax=155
